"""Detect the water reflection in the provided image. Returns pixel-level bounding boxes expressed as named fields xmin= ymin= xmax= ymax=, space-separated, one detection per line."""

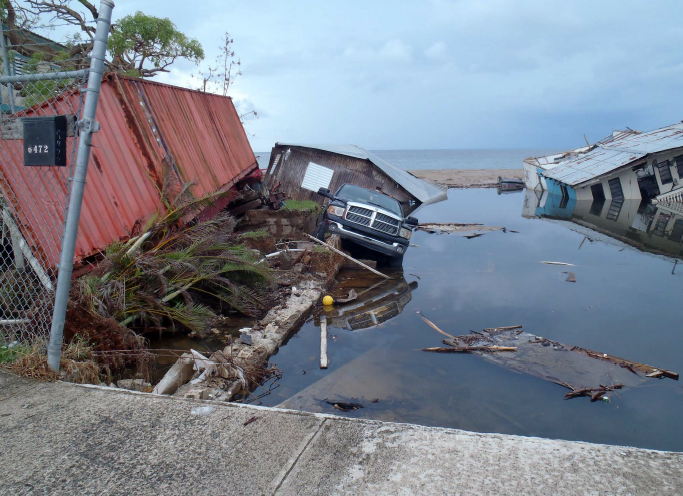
xmin=319 ymin=272 xmax=417 ymax=331
xmin=262 ymin=189 xmax=683 ymax=451
xmin=523 ymin=189 xmax=683 ymax=260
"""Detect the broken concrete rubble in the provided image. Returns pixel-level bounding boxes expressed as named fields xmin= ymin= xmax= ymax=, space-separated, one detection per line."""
xmin=238 ymin=207 xmax=319 ymax=240
xmin=151 ymin=353 xmax=194 ymax=395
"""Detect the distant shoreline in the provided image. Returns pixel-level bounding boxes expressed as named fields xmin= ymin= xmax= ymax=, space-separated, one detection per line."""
xmin=409 ymin=168 xmax=524 ymax=188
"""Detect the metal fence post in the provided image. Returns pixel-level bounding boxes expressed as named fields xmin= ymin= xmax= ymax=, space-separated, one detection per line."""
xmin=0 ymin=22 xmax=16 ymax=112
xmin=46 ymin=0 xmax=115 ymax=371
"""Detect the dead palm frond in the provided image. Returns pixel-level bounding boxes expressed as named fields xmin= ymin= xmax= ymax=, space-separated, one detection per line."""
xmin=71 ymin=203 xmax=273 ymax=337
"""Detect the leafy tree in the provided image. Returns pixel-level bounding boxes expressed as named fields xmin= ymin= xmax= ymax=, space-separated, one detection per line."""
xmin=108 ymin=12 xmax=204 ymax=77
xmin=2 ymin=1 xmax=204 ymax=77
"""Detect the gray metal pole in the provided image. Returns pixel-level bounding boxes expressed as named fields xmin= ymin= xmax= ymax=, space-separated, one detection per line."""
xmin=47 ymin=0 xmax=115 ymax=372
xmin=0 ymin=21 xmax=16 ymax=113
xmin=0 ymin=69 xmax=89 ymax=85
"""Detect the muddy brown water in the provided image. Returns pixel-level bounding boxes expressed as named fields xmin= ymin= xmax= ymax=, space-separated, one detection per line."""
xmin=255 ymin=188 xmax=683 ymax=452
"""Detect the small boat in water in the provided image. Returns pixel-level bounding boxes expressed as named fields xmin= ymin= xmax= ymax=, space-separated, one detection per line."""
xmin=497 ymin=176 xmax=525 ymax=193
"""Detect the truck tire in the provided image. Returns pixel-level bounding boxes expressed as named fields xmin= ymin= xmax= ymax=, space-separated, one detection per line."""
xmin=313 ymin=221 xmax=326 ymax=241
xmin=389 ymin=252 xmax=404 ymax=267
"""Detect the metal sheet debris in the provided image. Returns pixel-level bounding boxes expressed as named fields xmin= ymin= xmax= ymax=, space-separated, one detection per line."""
xmin=419 ymin=324 xmax=678 ymax=399
xmin=544 ymin=123 xmax=683 ymax=186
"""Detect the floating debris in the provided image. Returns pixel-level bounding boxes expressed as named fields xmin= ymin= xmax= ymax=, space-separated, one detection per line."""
xmin=541 ymin=261 xmax=575 ymax=266
xmin=416 ymin=321 xmax=678 ymax=400
xmin=565 ymin=272 xmax=577 ymax=283
xmin=417 ymin=311 xmax=455 ymax=339
xmin=335 ymin=289 xmax=358 ymax=304
xmin=325 ymin=399 xmax=364 ymax=411
xmin=417 ymin=223 xmax=504 ymax=236
xmin=421 ymin=345 xmax=516 ymax=353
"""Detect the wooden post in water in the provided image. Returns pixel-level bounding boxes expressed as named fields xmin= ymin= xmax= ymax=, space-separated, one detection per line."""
xmin=320 ymin=315 xmax=329 ymax=369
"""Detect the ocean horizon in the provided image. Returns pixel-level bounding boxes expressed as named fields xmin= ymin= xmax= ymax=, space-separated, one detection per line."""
xmin=255 ymin=148 xmax=559 ymax=171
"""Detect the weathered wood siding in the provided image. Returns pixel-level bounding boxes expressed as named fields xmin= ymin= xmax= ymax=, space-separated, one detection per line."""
xmin=265 ymin=145 xmax=418 ymax=214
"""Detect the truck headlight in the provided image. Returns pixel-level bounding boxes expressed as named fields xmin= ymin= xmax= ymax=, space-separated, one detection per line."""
xmin=327 ymin=205 xmax=345 ymax=217
xmin=399 ymin=227 xmax=412 ymax=239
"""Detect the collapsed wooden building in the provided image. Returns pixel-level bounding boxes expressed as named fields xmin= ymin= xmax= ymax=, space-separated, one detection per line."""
xmin=262 ymin=143 xmax=447 ymax=215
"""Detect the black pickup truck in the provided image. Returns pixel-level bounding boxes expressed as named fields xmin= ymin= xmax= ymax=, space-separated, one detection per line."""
xmin=316 ymin=184 xmax=418 ymax=266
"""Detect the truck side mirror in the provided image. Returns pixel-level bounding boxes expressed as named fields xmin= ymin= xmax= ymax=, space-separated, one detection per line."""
xmin=317 ymin=187 xmax=333 ymax=199
xmin=405 ymin=216 xmax=418 ymax=226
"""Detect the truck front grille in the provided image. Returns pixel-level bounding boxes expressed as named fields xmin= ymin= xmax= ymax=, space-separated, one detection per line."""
xmin=373 ymin=213 xmax=400 ymax=235
xmin=346 ymin=206 xmax=372 ymax=226
xmin=345 ymin=205 xmax=400 ymax=236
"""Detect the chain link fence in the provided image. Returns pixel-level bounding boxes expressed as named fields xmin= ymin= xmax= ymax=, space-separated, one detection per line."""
xmin=0 ymin=29 xmax=87 ymax=349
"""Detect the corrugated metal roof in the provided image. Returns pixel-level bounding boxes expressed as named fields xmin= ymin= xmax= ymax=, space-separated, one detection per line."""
xmin=276 ymin=143 xmax=448 ymax=205
xmin=0 ymin=74 xmax=257 ymax=268
xmin=545 ymin=122 xmax=683 ymax=186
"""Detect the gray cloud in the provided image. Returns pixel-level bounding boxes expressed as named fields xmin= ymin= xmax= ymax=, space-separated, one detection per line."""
xmin=114 ymin=0 xmax=683 ymax=152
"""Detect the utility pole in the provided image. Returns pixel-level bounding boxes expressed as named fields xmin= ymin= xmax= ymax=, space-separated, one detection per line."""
xmin=46 ymin=0 xmax=115 ymax=371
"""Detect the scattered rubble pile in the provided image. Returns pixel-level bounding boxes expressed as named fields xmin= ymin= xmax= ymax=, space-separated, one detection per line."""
xmin=418 ymin=314 xmax=678 ymax=402
xmin=153 ymin=235 xmax=346 ymax=402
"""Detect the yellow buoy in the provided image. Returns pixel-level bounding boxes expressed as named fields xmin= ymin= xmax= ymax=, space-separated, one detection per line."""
xmin=322 ymin=295 xmax=334 ymax=306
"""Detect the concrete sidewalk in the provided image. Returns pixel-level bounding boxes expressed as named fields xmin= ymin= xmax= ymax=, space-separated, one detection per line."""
xmin=1 ymin=370 xmax=681 ymax=495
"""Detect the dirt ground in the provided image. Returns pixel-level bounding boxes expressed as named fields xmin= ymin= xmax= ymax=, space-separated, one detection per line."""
xmin=409 ymin=168 xmax=524 ymax=188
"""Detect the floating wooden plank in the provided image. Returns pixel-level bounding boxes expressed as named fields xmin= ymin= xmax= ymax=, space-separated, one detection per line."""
xmin=305 ymin=233 xmax=390 ymax=279
xmin=421 ymin=346 xmax=517 ymax=353
xmin=416 ymin=311 xmax=455 ymax=340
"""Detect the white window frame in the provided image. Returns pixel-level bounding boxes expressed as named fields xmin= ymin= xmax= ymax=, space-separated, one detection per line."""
xmin=301 ymin=162 xmax=334 ymax=192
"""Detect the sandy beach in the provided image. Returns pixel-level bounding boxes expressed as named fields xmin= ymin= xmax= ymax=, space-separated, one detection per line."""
xmin=409 ymin=168 xmax=525 ymax=188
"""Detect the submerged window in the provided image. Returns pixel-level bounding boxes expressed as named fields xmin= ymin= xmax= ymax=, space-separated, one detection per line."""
xmin=653 ymin=218 xmax=669 ymax=237
xmin=589 ymin=199 xmax=605 ymax=216
xmin=675 ymin=155 xmax=683 ymax=179
xmin=591 ymin=183 xmax=606 ymax=202
xmin=656 ymin=160 xmax=673 ymax=185
xmin=559 ymin=184 xmax=569 ymax=209
xmin=608 ymin=177 xmax=624 ymax=200
xmin=606 ymin=199 xmax=624 ymax=221
xmin=671 ymin=219 xmax=683 ymax=243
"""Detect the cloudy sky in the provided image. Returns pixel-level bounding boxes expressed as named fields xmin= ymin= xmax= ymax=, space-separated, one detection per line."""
xmin=83 ymin=1 xmax=683 ymax=151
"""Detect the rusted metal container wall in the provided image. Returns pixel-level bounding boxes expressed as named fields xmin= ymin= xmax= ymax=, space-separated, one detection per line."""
xmin=115 ymin=76 xmax=257 ymax=197
xmin=0 ymin=75 xmax=258 ymax=267
xmin=266 ymin=145 xmax=417 ymax=213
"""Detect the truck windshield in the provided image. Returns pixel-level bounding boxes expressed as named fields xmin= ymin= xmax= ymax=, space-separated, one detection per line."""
xmin=335 ymin=184 xmax=403 ymax=216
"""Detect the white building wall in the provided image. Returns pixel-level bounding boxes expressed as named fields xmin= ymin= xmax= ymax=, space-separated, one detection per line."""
xmin=649 ymin=150 xmax=682 ymax=194
xmin=523 ymin=162 xmax=541 ymax=190
xmin=576 ymin=168 xmax=642 ymax=201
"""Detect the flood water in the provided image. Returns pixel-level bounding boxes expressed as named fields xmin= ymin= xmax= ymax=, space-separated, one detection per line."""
xmin=257 ymin=188 xmax=683 ymax=452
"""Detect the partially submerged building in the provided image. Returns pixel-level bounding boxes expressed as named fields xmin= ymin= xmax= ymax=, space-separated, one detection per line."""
xmin=522 ymin=189 xmax=683 ymax=261
xmin=262 ymin=144 xmax=447 ymax=215
xmin=524 ymin=123 xmax=683 ymax=203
